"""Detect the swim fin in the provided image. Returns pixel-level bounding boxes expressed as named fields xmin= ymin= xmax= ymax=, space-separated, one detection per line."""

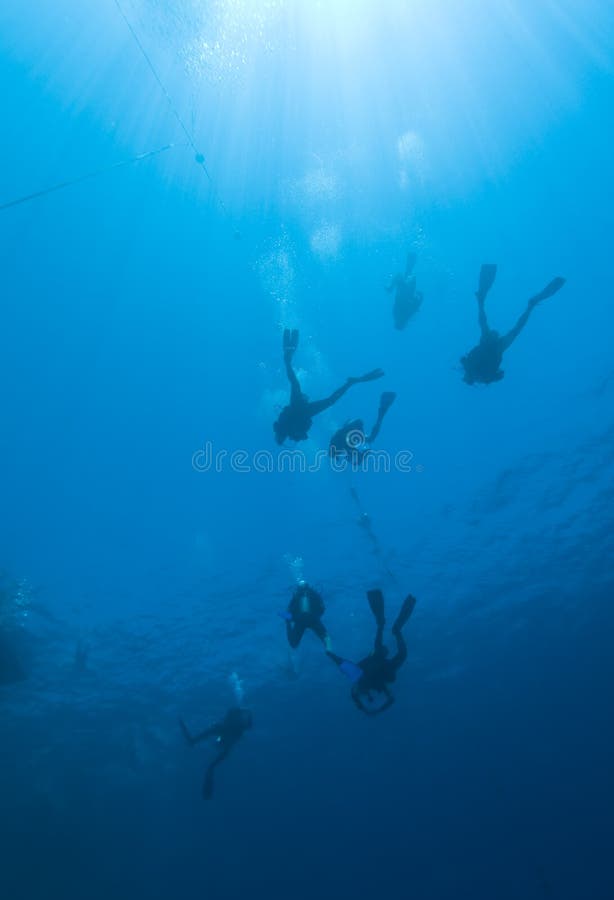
xmin=357 ymin=368 xmax=385 ymax=383
xmin=379 ymin=391 xmax=397 ymax=418
xmin=532 ymin=277 xmax=566 ymax=304
xmin=476 ymin=264 xmax=497 ymax=302
xmin=327 ymin=652 xmax=364 ymax=683
xmin=283 ymin=328 xmax=299 ymax=352
xmin=405 ymin=251 xmax=417 ymax=278
xmin=367 ymin=589 xmax=386 ymax=627
xmin=392 ymin=594 xmax=416 ymax=633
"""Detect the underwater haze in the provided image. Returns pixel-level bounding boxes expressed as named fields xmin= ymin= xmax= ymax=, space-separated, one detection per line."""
xmin=1 ymin=1 xmax=613 ymax=898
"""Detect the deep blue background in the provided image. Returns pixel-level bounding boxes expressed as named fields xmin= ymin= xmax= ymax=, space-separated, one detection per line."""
xmin=1 ymin=2 xmax=613 ymax=898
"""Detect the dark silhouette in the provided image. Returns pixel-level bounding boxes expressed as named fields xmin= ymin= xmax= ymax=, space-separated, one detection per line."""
xmin=329 ymin=391 xmax=396 ymax=466
xmin=180 ymin=707 xmax=252 ymax=799
xmin=279 ymin=581 xmax=331 ymax=651
xmin=461 ymin=264 xmax=566 ymax=385
xmin=328 ymin=589 xmax=416 ymax=716
xmin=273 ymin=329 xmax=384 ymax=444
xmin=386 ymin=251 xmax=423 ymax=330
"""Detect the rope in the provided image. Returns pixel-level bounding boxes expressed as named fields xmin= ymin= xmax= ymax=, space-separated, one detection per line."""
xmin=0 ymin=143 xmax=174 ymax=213
xmin=113 ymin=0 xmax=227 ymax=214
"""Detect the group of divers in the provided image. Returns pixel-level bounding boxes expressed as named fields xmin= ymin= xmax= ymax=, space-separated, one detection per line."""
xmin=180 ymin=258 xmax=566 ymax=799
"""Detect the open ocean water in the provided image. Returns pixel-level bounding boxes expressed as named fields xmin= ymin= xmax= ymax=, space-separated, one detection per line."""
xmin=1 ymin=2 xmax=613 ymax=898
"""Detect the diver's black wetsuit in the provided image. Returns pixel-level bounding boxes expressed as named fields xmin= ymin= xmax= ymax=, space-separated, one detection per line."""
xmin=461 ymin=265 xmax=566 ymax=385
xmin=273 ymin=329 xmax=384 ymax=444
xmin=329 ymin=392 xmax=396 ymax=466
xmin=282 ymin=583 xmax=331 ymax=650
xmin=386 ymin=251 xmax=423 ymax=330
xmin=180 ymin=707 xmax=252 ymax=799
xmin=328 ymin=589 xmax=416 ymax=716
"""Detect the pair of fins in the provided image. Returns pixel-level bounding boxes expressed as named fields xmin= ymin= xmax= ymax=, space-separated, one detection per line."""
xmin=328 ymin=591 xmax=417 ymax=682
xmin=367 ymin=589 xmax=416 ymax=632
xmin=476 ymin=264 xmax=566 ymax=304
xmin=378 ymin=391 xmax=396 ymax=418
xmin=283 ymin=328 xmax=299 ymax=353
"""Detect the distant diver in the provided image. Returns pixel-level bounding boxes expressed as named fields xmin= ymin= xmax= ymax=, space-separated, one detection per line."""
xmin=180 ymin=707 xmax=252 ymax=799
xmin=461 ymin=264 xmax=566 ymax=385
xmin=273 ymin=329 xmax=384 ymax=444
xmin=386 ymin=251 xmax=423 ymax=330
xmin=279 ymin=581 xmax=332 ymax=651
xmin=328 ymin=590 xmax=416 ymax=716
xmin=329 ymin=391 xmax=396 ymax=466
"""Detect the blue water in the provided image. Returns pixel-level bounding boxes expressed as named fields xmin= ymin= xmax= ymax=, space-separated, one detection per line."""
xmin=1 ymin=1 xmax=613 ymax=898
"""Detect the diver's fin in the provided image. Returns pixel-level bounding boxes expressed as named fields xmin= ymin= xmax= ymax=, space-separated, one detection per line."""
xmin=476 ymin=264 xmax=497 ymax=302
xmin=358 ymin=368 xmax=385 ymax=383
xmin=327 ymin=651 xmax=363 ymax=683
xmin=283 ymin=328 xmax=299 ymax=352
xmin=392 ymin=594 xmax=416 ymax=633
xmin=531 ymin=277 xmax=566 ymax=304
xmin=277 ymin=610 xmax=293 ymax=622
xmin=379 ymin=391 xmax=397 ymax=418
xmin=405 ymin=251 xmax=417 ymax=278
xmin=367 ymin=589 xmax=386 ymax=627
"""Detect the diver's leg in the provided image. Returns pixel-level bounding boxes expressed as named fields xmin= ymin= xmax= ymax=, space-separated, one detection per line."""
xmin=308 ymin=370 xmax=385 ymax=417
xmin=284 ymin=353 xmax=303 ymax=406
xmin=475 ymin=264 xmax=497 ymax=338
xmin=310 ymin=618 xmax=332 ymax=651
xmin=366 ymin=392 xmax=396 ymax=444
xmin=286 ymin=619 xmax=306 ymax=649
xmin=499 ymin=304 xmax=534 ymax=351
xmin=390 ymin=630 xmax=407 ymax=671
xmin=500 ymin=277 xmax=566 ymax=351
xmin=202 ymin=748 xmax=229 ymax=800
xmin=367 ymin=589 xmax=386 ymax=652
xmin=308 ymin=383 xmax=353 ymax=417
xmin=478 ymin=298 xmax=490 ymax=339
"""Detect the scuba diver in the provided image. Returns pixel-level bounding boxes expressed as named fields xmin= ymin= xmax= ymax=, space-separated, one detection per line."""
xmin=461 ymin=264 xmax=566 ymax=385
xmin=386 ymin=251 xmax=423 ymax=330
xmin=273 ymin=329 xmax=384 ymax=444
xmin=180 ymin=707 xmax=252 ymax=799
xmin=328 ymin=589 xmax=416 ymax=716
xmin=278 ymin=581 xmax=332 ymax=651
xmin=329 ymin=391 xmax=396 ymax=466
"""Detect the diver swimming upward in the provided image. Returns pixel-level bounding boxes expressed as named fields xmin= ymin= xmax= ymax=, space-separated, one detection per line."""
xmin=386 ymin=251 xmax=423 ymax=330
xmin=461 ymin=264 xmax=566 ymax=385
xmin=273 ymin=329 xmax=384 ymax=444
xmin=180 ymin=707 xmax=252 ymax=799
xmin=328 ymin=590 xmax=416 ymax=716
